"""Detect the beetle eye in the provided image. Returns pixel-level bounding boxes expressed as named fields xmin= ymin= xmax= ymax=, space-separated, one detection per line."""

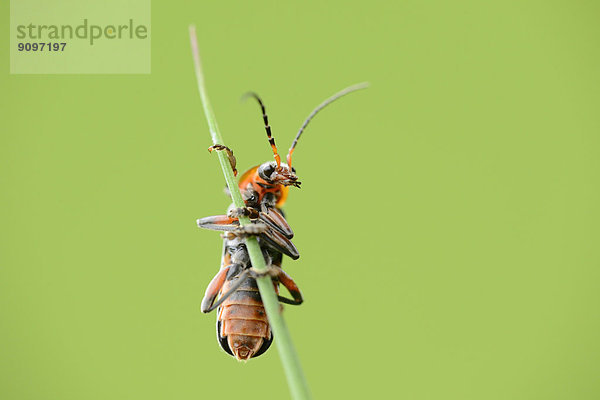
xmin=243 ymin=190 xmax=258 ymax=203
xmin=258 ymin=163 xmax=276 ymax=180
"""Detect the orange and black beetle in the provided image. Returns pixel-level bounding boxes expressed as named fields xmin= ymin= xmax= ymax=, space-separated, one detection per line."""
xmin=197 ymin=83 xmax=367 ymax=361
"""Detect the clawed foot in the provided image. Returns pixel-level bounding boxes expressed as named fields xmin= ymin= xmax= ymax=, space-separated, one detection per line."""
xmin=228 ymin=207 xmax=260 ymax=219
xmin=250 ymin=265 xmax=280 ymax=278
xmin=208 ymin=144 xmax=237 ymax=176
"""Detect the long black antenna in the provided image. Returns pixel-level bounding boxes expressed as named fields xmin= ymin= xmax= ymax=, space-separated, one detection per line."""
xmin=243 ymin=92 xmax=281 ymax=167
xmin=286 ymin=82 xmax=369 ymax=167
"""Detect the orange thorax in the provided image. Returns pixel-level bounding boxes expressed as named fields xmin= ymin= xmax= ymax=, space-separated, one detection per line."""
xmin=238 ymin=166 xmax=289 ymax=207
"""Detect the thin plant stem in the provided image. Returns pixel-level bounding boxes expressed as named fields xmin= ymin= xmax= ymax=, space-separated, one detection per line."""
xmin=189 ymin=26 xmax=312 ymax=400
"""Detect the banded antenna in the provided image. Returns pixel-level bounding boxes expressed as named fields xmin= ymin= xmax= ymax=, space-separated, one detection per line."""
xmin=243 ymin=92 xmax=281 ymax=168
xmin=286 ymin=82 xmax=369 ymax=168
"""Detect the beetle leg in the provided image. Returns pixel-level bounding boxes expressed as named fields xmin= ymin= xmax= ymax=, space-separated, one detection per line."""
xmin=228 ymin=207 xmax=260 ymax=219
xmin=201 ymin=265 xmax=230 ymax=313
xmin=247 ymin=266 xmax=301 ymax=305
xmin=201 ymin=266 xmax=251 ymax=313
xmin=249 ymin=265 xmax=279 ymax=278
xmin=197 ymin=215 xmax=239 ymax=232
xmin=221 ymin=223 xmax=268 ymax=240
xmin=199 ymin=215 xmax=298 ymax=259
xmin=208 ymin=144 xmax=237 ymax=176
xmin=275 ymin=269 xmax=303 ymax=305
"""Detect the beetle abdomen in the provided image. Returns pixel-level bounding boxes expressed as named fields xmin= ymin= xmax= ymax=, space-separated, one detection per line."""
xmin=217 ymin=277 xmax=274 ymax=361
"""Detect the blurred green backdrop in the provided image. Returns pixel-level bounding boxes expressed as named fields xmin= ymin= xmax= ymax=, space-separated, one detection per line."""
xmin=2 ymin=1 xmax=599 ymax=399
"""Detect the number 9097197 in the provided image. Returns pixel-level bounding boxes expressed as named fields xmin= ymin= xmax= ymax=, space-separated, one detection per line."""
xmin=17 ymin=42 xmax=66 ymax=51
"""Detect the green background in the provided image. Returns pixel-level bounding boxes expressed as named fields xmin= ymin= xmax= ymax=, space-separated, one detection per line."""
xmin=2 ymin=1 xmax=599 ymax=399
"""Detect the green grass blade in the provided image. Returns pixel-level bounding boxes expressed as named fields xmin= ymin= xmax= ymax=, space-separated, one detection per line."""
xmin=189 ymin=25 xmax=312 ymax=400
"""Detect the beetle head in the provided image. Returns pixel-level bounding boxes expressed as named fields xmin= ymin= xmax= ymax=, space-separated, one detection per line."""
xmin=257 ymin=161 xmax=300 ymax=188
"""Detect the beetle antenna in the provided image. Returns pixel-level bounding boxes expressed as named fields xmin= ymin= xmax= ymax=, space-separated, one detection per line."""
xmin=243 ymin=92 xmax=281 ymax=168
xmin=287 ymin=82 xmax=369 ymax=168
